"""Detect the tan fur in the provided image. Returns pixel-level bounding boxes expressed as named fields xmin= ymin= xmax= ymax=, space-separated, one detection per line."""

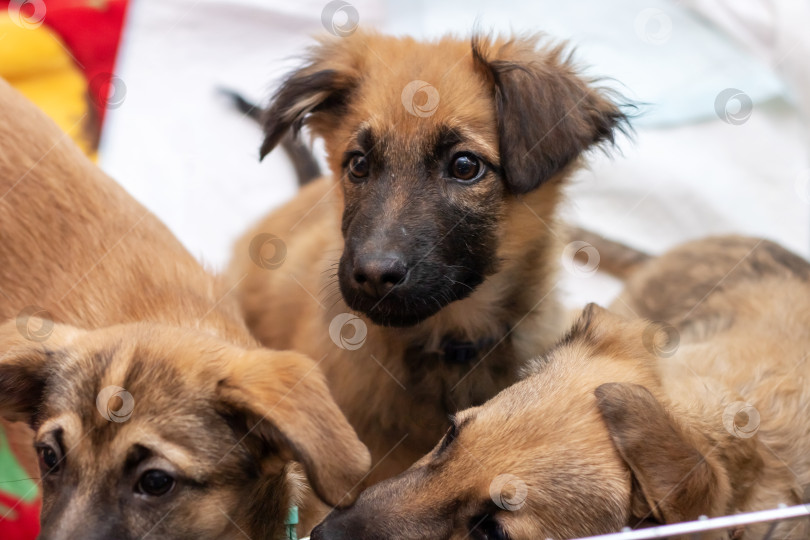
xmin=311 ymin=236 xmax=810 ymax=540
xmin=0 ymin=78 xmax=369 ymax=539
xmin=229 ymin=31 xmax=627 ymax=508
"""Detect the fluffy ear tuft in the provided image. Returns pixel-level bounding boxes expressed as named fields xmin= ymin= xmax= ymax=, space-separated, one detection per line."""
xmin=595 ymin=383 xmax=730 ymax=525
xmin=260 ymin=39 xmax=360 ymax=160
xmin=473 ymin=35 xmax=631 ymax=194
xmin=559 ymin=303 xmax=630 ymax=349
xmin=217 ymin=350 xmax=370 ymax=507
xmin=0 ymin=320 xmax=82 ymax=424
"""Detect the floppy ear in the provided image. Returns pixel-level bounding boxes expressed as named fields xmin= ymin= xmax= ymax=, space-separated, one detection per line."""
xmin=260 ymin=39 xmax=358 ymax=160
xmin=217 ymin=350 xmax=371 ymax=507
xmin=473 ymin=36 xmax=629 ymax=194
xmin=0 ymin=320 xmax=82 ymax=424
xmin=595 ymin=383 xmax=730 ymax=525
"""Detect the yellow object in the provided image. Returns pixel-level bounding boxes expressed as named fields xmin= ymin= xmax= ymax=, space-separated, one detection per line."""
xmin=0 ymin=14 xmax=96 ymax=159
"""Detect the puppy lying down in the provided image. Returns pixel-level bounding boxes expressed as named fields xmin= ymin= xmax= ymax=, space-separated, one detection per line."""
xmin=0 ymin=78 xmax=369 ymax=539
xmin=312 ymin=235 xmax=810 ymax=540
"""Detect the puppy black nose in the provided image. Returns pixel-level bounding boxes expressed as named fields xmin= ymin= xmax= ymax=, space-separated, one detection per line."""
xmin=352 ymin=253 xmax=408 ymax=298
xmin=310 ymin=520 xmax=363 ymax=540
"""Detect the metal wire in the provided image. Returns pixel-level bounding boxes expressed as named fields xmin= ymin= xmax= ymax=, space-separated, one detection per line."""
xmin=574 ymin=504 xmax=810 ymax=540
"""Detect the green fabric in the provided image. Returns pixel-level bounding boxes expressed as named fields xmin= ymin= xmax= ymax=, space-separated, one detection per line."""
xmin=0 ymin=426 xmax=38 ymax=501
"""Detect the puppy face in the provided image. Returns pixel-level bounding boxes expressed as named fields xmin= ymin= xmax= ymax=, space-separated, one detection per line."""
xmin=260 ymin=33 xmax=627 ymax=327
xmin=0 ymin=322 xmax=370 ymax=540
xmin=311 ymin=306 xmax=733 ymax=539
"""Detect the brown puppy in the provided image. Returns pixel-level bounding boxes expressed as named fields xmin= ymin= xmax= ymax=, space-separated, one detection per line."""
xmin=0 ymin=78 xmax=369 ymax=539
xmin=229 ymin=31 xmax=628 ymax=486
xmin=311 ymin=236 xmax=810 ymax=540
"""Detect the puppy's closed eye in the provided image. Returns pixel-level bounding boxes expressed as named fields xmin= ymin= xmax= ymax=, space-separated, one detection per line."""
xmin=439 ymin=424 xmax=457 ymax=453
xmin=439 ymin=417 xmax=468 ymax=453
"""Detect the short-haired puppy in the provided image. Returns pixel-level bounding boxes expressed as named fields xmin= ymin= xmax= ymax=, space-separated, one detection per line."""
xmin=312 ymin=236 xmax=810 ymax=540
xmin=0 ymin=78 xmax=369 ymax=539
xmin=230 ymin=31 xmax=628 ymax=488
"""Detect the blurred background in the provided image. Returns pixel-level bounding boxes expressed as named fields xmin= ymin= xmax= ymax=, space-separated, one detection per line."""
xmin=1 ymin=0 xmax=809 ymax=307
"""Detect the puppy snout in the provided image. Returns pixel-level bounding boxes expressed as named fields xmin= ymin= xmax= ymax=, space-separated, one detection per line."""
xmin=311 ymin=518 xmax=385 ymax=540
xmin=310 ymin=522 xmax=342 ymax=540
xmin=352 ymin=253 xmax=408 ymax=297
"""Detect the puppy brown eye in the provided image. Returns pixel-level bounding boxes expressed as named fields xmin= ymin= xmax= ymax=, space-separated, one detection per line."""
xmin=137 ymin=469 xmax=175 ymax=497
xmin=348 ymin=154 xmax=369 ymax=180
xmin=450 ymin=153 xmax=483 ymax=183
xmin=37 ymin=445 xmax=60 ymax=473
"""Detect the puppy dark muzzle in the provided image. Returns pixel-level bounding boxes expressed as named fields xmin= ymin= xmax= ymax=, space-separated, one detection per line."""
xmin=338 ymin=251 xmax=474 ymax=327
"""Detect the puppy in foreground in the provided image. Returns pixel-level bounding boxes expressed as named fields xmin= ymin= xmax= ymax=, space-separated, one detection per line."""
xmin=230 ymin=31 xmax=629 ymax=484
xmin=312 ymin=236 xmax=810 ymax=539
xmin=0 ymin=78 xmax=369 ymax=539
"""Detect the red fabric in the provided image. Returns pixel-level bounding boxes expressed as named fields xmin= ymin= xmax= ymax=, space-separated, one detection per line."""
xmin=0 ymin=492 xmax=40 ymax=539
xmin=0 ymin=0 xmax=130 ymax=126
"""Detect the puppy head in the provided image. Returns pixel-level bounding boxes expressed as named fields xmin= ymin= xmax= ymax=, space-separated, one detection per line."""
xmin=0 ymin=321 xmax=370 ymax=540
xmin=311 ymin=305 xmax=733 ymax=539
xmin=261 ymin=32 xmax=628 ymax=327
